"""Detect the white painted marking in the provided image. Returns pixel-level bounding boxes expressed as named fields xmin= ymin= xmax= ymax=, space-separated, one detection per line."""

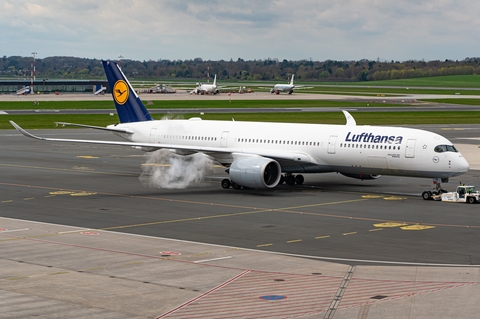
xmin=58 ymin=229 xmax=96 ymax=234
xmin=3 ymin=216 xmax=480 ymax=268
xmin=193 ymin=256 xmax=233 ymax=263
xmin=0 ymin=228 xmax=30 ymax=233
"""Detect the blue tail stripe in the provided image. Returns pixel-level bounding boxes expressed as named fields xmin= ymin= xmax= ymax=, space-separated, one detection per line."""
xmin=102 ymin=60 xmax=153 ymax=123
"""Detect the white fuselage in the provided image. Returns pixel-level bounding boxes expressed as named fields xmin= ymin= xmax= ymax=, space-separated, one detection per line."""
xmin=193 ymin=75 xmax=218 ymax=94
xmin=110 ymin=119 xmax=469 ymax=179
xmin=272 ymin=84 xmax=294 ymax=93
xmin=194 ymin=83 xmax=218 ymax=94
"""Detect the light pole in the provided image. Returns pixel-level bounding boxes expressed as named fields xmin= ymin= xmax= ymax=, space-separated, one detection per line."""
xmin=31 ymin=52 xmax=37 ymax=93
xmin=118 ymin=55 xmax=124 ymax=68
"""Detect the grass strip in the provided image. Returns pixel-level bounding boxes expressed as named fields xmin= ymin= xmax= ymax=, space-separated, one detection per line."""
xmin=2 ymin=111 xmax=480 ymax=130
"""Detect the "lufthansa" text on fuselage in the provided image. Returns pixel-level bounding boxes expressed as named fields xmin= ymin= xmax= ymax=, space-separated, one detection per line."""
xmin=345 ymin=132 xmax=403 ymax=144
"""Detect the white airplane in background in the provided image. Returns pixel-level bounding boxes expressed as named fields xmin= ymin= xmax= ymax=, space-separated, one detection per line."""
xmin=270 ymin=74 xmax=295 ymax=94
xmin=11 ymin=60 xmax=470 ymax=197
xmin=190 ymin=74 xmax=219 ymax=94
xmin=16 ymin=85 xmax=31 ymax=95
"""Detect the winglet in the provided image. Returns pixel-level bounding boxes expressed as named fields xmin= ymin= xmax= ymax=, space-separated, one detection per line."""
xmin=342 ymin=110 xmax=357 ymax=126
xmin=10 ymin=121 xmax=46 ymax=140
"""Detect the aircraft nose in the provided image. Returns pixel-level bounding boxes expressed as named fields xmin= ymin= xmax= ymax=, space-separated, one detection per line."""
xmin=457 ymin=155 xmax=470 ymax=173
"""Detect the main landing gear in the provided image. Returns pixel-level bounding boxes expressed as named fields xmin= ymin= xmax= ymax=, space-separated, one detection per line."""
xmin=220 ymin=179 xmax=244 ymax=190
xmin=221 ymin=173 xmax=304 ymax=189
xmin=421 ymin=178 xmax=448 ymax=200
xmin=280 ymin=173 xmax=304 ymax=186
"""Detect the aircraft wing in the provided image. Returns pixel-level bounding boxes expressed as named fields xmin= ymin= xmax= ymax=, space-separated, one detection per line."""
xmin=293 ymin=86 xmax=313 ymax=90
xmin=55 ymin=122 xmax=134 ymax=134
xmin=10 ymin=121 xmax=232 ymax=154
xmin=10 ymin=121 xmax=318 ymax=166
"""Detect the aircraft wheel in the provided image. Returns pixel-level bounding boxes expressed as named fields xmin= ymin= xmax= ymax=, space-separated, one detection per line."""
xmin=279 ymin=175 xmax=285 ymax=185
xmin=232 ymin=182 xmax=242 ymax=190
xmin=295 ymin=174 xmax=304 ymax=185
xmin=221 ymin=179 xmax=231 ymax=189
xmin=285 ymin=175 xmax=295 ymax=185
xmin=421 ymin=191 xmax=432 ymax=200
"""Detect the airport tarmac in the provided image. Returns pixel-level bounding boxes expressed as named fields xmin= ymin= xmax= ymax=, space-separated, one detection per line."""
xmin=3 ymin=90 xmax=480 ymax=103
xmin=1 ymin=126 xmax=480 ymax=318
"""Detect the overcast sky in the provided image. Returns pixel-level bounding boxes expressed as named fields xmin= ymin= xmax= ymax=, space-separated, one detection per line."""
xmin=1 ymin=0 xmax=479 ymax=62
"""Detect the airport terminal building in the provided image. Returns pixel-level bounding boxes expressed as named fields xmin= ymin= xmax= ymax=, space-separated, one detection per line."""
xmin=0 ymin=79 xmax=109 ymax=95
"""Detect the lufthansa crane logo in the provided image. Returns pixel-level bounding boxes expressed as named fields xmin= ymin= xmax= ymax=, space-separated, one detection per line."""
xmin=113 ymin=80 xmax=129 ymax=105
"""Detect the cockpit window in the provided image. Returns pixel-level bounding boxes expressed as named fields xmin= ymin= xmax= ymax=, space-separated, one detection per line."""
xmin=434 ymin=145 xmax=458 ymax=153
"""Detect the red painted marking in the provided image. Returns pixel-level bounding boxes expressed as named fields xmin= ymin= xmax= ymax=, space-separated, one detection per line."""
xmin=160 ymin=251 xmax=181 ymax=256
xmin=81 ymin=231 xmax=99 ymax=235
xmin=0 ymin=228 xmax=7 ymax=231
xmin=155 ymin=270 xmax=250 ymax=318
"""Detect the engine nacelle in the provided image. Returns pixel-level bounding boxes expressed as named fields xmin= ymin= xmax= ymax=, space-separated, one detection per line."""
xmin=229 ymin=157 xmax=281 ymax=189
xmin=340 ymin=172 xmax=381 ymax=180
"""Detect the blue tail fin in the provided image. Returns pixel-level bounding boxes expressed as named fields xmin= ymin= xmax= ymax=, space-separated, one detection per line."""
xmin=102 ymin=60 xmax=153 ymax=123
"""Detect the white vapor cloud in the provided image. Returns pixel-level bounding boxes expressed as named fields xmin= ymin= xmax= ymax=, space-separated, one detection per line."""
xmin=139 ymin=150 xmax=215 ymax=189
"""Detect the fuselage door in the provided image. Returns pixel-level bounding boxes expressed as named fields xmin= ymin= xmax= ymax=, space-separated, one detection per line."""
xmin=405 ymin=139 xmax=416 ymax=158
xmin=328 ymin=135 xmax=337 ymax=154
xmin=221 ymin=131 xmax=229 ymax=148
xmin=149 ymin=128 xmax=157 ymax=143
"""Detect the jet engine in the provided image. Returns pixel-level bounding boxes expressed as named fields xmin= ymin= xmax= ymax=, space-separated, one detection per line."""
xmin=229 ymin=157 xmax=281 ymax=189
xmin=340 ymin=172 xmax=381 ymax=180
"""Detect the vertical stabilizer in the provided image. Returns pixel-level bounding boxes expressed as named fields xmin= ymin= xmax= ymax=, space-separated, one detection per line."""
xmin=102 ymin=60 xmax=153 ymax=123
xmin=213 ymin=74 xmax=217 ymax=86
xmin=289 ymin=74 xmax=295 ymax=86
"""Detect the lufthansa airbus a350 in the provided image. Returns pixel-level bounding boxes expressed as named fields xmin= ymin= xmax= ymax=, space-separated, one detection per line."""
xmin=11 ymin=60 xmax=470 ymax=195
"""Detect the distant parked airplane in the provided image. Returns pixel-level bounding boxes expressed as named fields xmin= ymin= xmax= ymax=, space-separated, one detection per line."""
xmin=190 ymin=74 xmax=219 ymax=94
xmin=270 ymin=75 xmax=295 ymax=94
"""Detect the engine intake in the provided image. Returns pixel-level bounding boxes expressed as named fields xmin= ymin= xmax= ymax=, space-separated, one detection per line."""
xmin=229 ymin=157 xmax=281 ymax=189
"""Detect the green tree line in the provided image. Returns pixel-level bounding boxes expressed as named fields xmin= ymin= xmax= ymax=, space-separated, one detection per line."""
xmin=1 ymin=55 xmax=479 ymax=82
